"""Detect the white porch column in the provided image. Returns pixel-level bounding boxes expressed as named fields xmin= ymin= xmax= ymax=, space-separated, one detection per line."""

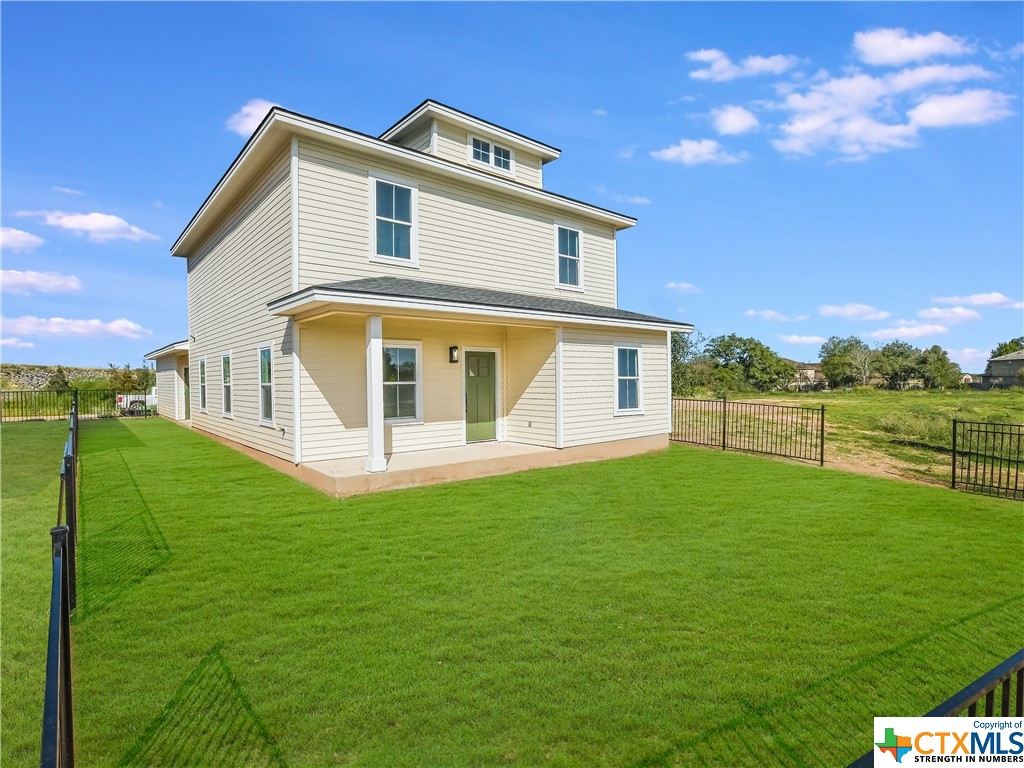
xmin=365 ymin=315 xmax=387 ymax=472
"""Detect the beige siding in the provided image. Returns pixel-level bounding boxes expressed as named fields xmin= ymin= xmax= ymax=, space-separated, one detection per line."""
xmin=561 ymin=328 xmax=669 ymax=448
xmin=300 ymin=316 xmax=557 ymax=461
xmin=296 ymin=138 xmax=616 ymax=307
xmin=505 ymin=327 xmax=557 ymax=447
xmin=154 ymin=355 xmax=182 ymax=420
xmin=186 ymin=149 xmax=295 ymax=461
xmin=398 ymin=124 xmax=432 ymax=153
xmin=433 ymin=118 xmax=544 ymax=187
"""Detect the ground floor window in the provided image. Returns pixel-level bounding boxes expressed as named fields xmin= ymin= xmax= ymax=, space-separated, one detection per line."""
xmin=259 ymin=346 xmax=273 ymax=423
xmin=199 ymin=358 xmax=207 ymax=411
xmin=222 ymin=354 xmax=232 ymax=416
xmin=383 ymin=344 xmax=420 ymax=421
xmin=615 ymin=345 xmax=641 ymax=414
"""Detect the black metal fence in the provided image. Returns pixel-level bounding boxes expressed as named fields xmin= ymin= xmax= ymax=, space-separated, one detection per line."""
xmin=671 ymin=397 xmax=825 ymax=465
xmin=951 ymin=420 xmax=1023 ymax=501
xmin=848 ymin=648 xmax=1024 ymax=767
xmin=41 ymin=400 xmax=78 ymax=767
xmin=0 ymin=389 xmax=152 ymax=422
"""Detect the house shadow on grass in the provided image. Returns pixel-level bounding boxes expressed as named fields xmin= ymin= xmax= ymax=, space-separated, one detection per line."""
xmin=119 ymin=642 xmax=286 ymax=767
xmin=631 ymin=594 xmax=1023 ymax=767
xmin=78 ymin=447 xmax=172 ymax=619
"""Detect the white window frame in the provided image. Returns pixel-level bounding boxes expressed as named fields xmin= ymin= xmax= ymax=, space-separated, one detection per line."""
xmin=554 ymin=222 xmax=584 ymax=292
xmin=257 ymin=344 xmax=274 ymax=426
xmin=368 ymin=171 xmax=419 ymax=268
xmin=467 ymin=134 xmax=516 ymax=176
xmin=199 ymin=357 xmax=207 ymax=413
xmin=221 ymin=352 xmax=233 ymax=418
xmin=382 ymin=340 xmax=423 ymax=424
xmin=613 ymin=343 xmax=644 ymax=416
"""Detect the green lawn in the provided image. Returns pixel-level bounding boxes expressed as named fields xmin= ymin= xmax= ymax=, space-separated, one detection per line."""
xmin=2 ymin=417 xmax=1022 ymax=767
xmin=737 ymin=388 xmax=1024 ymax=485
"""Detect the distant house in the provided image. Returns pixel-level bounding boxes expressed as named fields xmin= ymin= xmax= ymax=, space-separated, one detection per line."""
xmin=782 ymin=359 xmax=827 ymax=391
xmin=981 ymin=350 xmax=1024 ymax=389
xmin=145 ymin=100 xmax=691 ymax=492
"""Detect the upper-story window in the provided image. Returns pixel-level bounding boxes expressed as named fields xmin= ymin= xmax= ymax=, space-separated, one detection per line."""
xmin=371 ymin=174 xmax=418 ymax=267
xmin=469 ymin=136 xmax=514 ymax=174
xmin=556 ymin=225 xmax=582 ymax=289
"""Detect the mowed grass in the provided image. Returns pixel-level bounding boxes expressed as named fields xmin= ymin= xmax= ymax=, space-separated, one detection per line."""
xmin=739 ymin=388 xmax=1024 ymax=484
xmin=2 ymin=417 xmax=1022 ymax=767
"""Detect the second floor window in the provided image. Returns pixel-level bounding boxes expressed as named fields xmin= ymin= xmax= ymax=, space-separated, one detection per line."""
xmin=374 ymin=179 xmax=414 ymax=262
xmin=557 ymin=226 xmax=581 ymax=288
xmin=472 ymin=138 xmax=490 ymax=164
xmin=470 ymin=137 xmax=513 ymax=173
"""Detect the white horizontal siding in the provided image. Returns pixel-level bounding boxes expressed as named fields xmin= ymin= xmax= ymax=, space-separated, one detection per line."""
xmin=154 ymin=356 xmax=181 ymax=420
xmin=561 ymin=328 xmax=669 ymax=448
xmin=187 ymin=149 xmax=295 ymax=461
xmin=296 ymin=138 xmax=616 ymax=307
xmin=505 ymin=327 xmax=557 ymax=447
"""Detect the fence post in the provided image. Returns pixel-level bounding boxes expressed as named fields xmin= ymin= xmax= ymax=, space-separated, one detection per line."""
xmin=62 ymin=455 xmax=77 ymax=611
xmin=721 ymin=396 xmax=728 ymax=451
xmin=951 ymin=419 xmax=957 ymax=490
xmin=42 ymin=525 xmax=74 ymax=768
xmin=819 ymin=404 xmax=825 ymax=466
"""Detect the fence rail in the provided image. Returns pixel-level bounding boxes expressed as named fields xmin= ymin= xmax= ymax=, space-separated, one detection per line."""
xmin=848 ymin=648 xmax=1024 ymax=767
xmin=41 ymin=398 xmax=78 ymax=767
xmin=952 ymin=420 xmax=1023 ymax=501
xmin=0 ymin=389 xmax=152 ymax=422
xmin=671 ymin=398 xmax=825 ymax=465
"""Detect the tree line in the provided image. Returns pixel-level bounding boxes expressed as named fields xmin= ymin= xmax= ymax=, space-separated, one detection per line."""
xmin=672 ymin=332 xmax=1023 ymax=396
xmin=44 ymin=363 xmax=156 ymax=393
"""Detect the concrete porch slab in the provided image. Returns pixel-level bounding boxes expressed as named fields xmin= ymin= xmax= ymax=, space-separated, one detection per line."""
xmin=297 ymin=434 xmax=668 ymax=498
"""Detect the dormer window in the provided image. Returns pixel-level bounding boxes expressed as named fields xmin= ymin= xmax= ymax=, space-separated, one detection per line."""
xmin=469 ymin=136 xmax=514 ymax=174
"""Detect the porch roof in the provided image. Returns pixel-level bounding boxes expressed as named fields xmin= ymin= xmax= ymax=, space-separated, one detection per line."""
xmin=143 ymin=339 xmax=189 ymax=361
xmin=268 ymin=277 xmax=692 ymax=332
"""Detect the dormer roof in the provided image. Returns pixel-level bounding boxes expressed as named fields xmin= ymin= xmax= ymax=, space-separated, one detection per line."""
xmin=380 ymin=99 xmax=562 ymax=163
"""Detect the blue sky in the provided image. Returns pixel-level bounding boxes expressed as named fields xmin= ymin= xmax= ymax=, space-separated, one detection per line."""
xmin=2 ymin=2 xmax=1022 ymax=372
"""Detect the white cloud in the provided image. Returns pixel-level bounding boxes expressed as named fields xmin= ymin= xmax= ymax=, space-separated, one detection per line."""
xmin=666 ymin=281 xmax=701 ymax=293
xmin=867 ymin=323 xmax=948 ymax=340
xmin=917 ymin=306 xmax=982 ymax=323
xmin=687 ymin=49 xmax=799 ymax=82
xmin=609 ymin=193 xmax=651 ymax=205
xmin=932 ymin=291 xmax=1019 ymax=307
xmin=711 ymin=105 xmax=760 ymax=135
xmin=947 ymin=348 xmax=990 ymax=370
xmin=2 ymin=315 xmax=152 ymax=340
xmin=651 ymin=138 xmax=748 ymax=166
xmin=616 ymin=146 xmax=636 ymax=160
xmin=820 ymin=303 xmax=891 ymax=321
xmin=853 ymin=28 xmax=973 ymax=66
xmin=1 ymin=337 xmax=35 ymax=349
xmin=592 ymin=108 xmax=608 ymax=117
xmin=781 ymin=334 xmax=827 ymax=344
xmin=1 ymin=270 xmax=82 ymax=296
xmin=52 ymin=185 xmax=83 ymax=195
xmin=226 ymin=98 xmax=279 ymax=137
xmin=15 ymin=210 xmax=157 ymax=243
xmin=1 ymin=227 xmax=45 ymax=252
xmin=745 ymin=309 xmax=808 ymax=322
xmin=770 ymin=55 xmax=1005 ymax=159
xmin=908 ymin=89 xmax=1014 ymax=128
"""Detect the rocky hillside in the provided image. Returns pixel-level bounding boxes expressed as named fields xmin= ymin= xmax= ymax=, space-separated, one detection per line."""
xmin=0 ymin=364 xmax=111 ymax=390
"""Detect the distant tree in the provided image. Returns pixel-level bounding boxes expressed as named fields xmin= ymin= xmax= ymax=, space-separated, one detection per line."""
xmin=876 ymin=341 xmax=921 ymax=389
xmin=670 ymin=329 xmax=714 ymax=396
xmin=106 ymin=363 xmax=154 ymax=392
xmin=44 ymin=366 xmax=72 ymax=392
xmin=704 ymin=334 xmax=796 ymax=392
xmin=818 ymin=336 xmax=875 ymax=388
xmin=990 ymin=337 xmax=1024 ymax=360
xmin=919 ymin=345 xmax=962 ymax=389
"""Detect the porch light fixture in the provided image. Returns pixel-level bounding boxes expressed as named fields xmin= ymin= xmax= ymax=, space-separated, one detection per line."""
xmin=449 ymin=346 xmax=459 ymax=364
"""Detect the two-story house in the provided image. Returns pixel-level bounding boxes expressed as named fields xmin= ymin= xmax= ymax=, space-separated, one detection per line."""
xmin=147 ymin=100 xmax=690 ymax=493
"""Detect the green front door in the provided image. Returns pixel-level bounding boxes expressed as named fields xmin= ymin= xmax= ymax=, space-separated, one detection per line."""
xmin=183 ymin=367 xmax=190 ymax=419
xmin=465 ymin=351 xmax=496 ymax=442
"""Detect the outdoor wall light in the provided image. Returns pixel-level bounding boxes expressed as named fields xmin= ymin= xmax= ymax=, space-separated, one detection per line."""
xmin=449 ymin=346 xmax=460 ymax=363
